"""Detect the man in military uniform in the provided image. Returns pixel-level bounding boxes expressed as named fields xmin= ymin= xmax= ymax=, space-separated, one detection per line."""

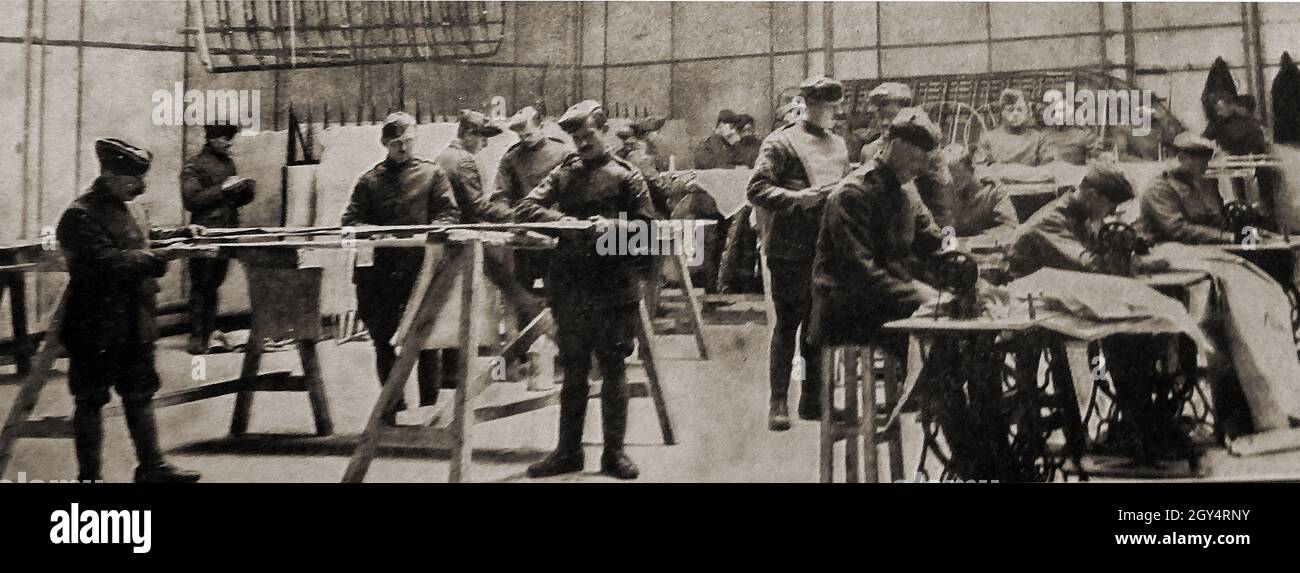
xmin=747 ymin=76 xmax=851 ymax=431
xmin=942 ymin=143 xmax=1019 ymax=238
xmin=1008 ymin=164 xmax=1167 ymax=277
xmin=342 ymin=112 xmax=460 ymax=418
xmin=694 ymin=109 xmax=744 ymax=169
xmin=56 ymin=138 xmax=204 ymax=483
xmin=180 ymin=123 xmax=255 ymax=354
xmin=514 ymin=100 xmax=660 ymax=480
xmin=732 ymin=113 xmax=762 ymax=168
xmin=493 ymin=106 xmax=572 ymax=294
xmin=1138 ymin=133 xmax=1239 ymax=245
xmin=435 ymin=110 xmax=513 ymax=224
xmin=809 ymin=109 xmax=945 ymax=363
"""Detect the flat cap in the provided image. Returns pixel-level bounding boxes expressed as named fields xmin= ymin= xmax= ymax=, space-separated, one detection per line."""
xmin=866 ymin=82 xmax=912 ymax=104
xmin=380 ymin=111 xmax=417 ymax=142
xmin=204 ymin=123 xmax=240 ymax=140
xmin=1081 ymin=163 xmax=1135 ymax=203
xmin=506 ymin=106 xmax=539 ymax=130
xmin=95 ymin=138 xmax=152 ymax=177
xmin=999 ymin=88 xmax=1028 ymax=107
xmin=716 ymin=109 xmax=740 ymax=125
xmin=558 ymin=100 xmax=604 ymax=134
xmin=1172 ymin=132 xmax=1215 ymax=155
xmin=886 ymin=107 xmax=941 ymax=152
xmin=631 ymin=115 xmax=666 ymax=136
xmin=776 ymin=100 xmax=803 ymax=121
xmin=458 ymin=109 xmax=502 ymax=137
xmin=798 ymin=75 xmax=844 ymax=104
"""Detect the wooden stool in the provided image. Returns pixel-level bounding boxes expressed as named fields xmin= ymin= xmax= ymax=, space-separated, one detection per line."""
xmin=819 ymin=345 xmax=905 ymax=483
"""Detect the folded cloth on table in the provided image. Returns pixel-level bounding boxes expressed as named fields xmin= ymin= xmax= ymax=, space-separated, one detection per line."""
xmin=1152 ymin=242 xmax=1300 ymax=432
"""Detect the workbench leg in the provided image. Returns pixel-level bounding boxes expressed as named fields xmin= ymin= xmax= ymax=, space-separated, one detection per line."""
xmin=819 ymin=347 xmax=835 ymax=483
xmin=1050 ymin=341 xmax=1092 ymax=481
xmin=7 ymin=274 xmax=32 ymax=375
xmin=671 ymin=254 xmax=710 ymax=360
xmin=229 ymin=329 xmax=263 ymax=436
xmin=449 ymin=240 xmax=483 ymax=484
xmin=0 ymin=290 xmax=66 ymax=478
xmin=636 ymin=296 xmax=677 ymax=445
xmin=883 ymin=350 xmax=904 ymax=482
xmin=343 ymin=248 xmax=464 ymax=483
xmin=298 ymin=340 xmax=334 ymax=436
xmin=843 ymin=348 xmax=861 ymax=483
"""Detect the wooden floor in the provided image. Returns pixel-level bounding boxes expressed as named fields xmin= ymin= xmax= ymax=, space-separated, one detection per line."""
xmin=3 ymin=318 xmax=1300 ymax=483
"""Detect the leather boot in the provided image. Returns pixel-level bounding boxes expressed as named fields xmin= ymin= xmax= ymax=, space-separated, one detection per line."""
xmin=797 ymin=370 xmax=849 ymax=423
xmin=527 ymin=375 xmax=588 ymax=478
xmin=768 ymin=398 xmax=791 ymax=432
xmin=72 ymin=404 xmax=104 ymax=482
xmin=124 ymin=400 xmax=201 ymax=483
xmin=598 ymin=363 xmax=638 ymax=480
xmin=416 ymin=350 xmax=441 ymax=406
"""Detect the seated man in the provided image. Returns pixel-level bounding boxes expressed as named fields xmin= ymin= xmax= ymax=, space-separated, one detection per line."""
xmin=975 ymin=88 xmax=1045 ymax=167
xmin=1008 ymin=164 xmax=1167 ymax=277
xmin=1040 ymin=99 xmax=1104 ymax=165
xmin=809 ymin=108 xmax=945 ymax=363
xmin=1138 ymin=133 xmax=1237 ymax=244
xmin=942 ymin=143 xmax=1019 ymax=238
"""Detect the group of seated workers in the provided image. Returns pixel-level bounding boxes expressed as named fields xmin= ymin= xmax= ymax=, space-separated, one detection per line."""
xmin=761 ymin=77 xmax=1295 ymax=440
xmin=975 ymin=88 xmax=1106 ymax=167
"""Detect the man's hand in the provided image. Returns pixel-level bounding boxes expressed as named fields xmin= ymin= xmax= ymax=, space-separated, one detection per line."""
xmin=186 ymin=224 xmax=208 ymax=238
xmin=1137 ymin=253 xmax=1171 ymax=273
xmin=791 ymin=188 xmax=826 ymax=210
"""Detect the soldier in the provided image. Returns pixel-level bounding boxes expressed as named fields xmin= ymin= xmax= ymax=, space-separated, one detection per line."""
xmin=342 ymin=112 xmax=459 ymax=419
xmin=942 ymin=143 xmax=1019 ymax=238
xmin=808 ymin=110 xmax=946 ymax=361
xmin=434 ymin=109 xmax=513 ymax=224
xmin=514 ymin=100 xmax=660 ymax=480
xmin=492 ymin=106 xmax=571 ymax=293
xmin=747 ymin=75 xmax=851 ymax=431
xmin=732 ymin=113 xmax=762 ymax=168
xmin=694 ymin=109 xmax=744 ymax=169
xmin=1138 ymin=133 xmax=1251 ymax=245
xmin=180 ymin=123 xmax=255 ymax=355
xmin=56 ymin=138 xmax=204 ymax=483
xmin=1008 ymin=164 xmax=1167 ymax=277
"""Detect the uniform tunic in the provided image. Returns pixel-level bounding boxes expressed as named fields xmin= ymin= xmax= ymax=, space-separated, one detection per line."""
xmin=1007 ymin=193 xmax=1103 ymax=277
xmin=492 ymin=136 xmax=570 ymax=207
xmin=180 ymin=145 xmax=253 ymax=228
xmin=1040 ymin=127 xmax=1103 ymax=165
xmin=693 ymin=133 xmax=735 ymax=170
xmin=975 ymin=126 xmax=1045 ymax=166
xmin=950 ymin=177 xmax=1019 ymax=237
xmin=434 ymin=139 xmax=512 ymax=223
xmin=1138 ymin=168 xmax=1228 ymax=245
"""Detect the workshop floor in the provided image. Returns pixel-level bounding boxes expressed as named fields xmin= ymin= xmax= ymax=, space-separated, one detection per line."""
xmin=4 ymin=320 xmax=1300 ymax=483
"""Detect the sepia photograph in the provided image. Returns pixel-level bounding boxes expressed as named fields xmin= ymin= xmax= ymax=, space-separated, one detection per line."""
xmin=1 ymin=0 xmax=1297 ymax=556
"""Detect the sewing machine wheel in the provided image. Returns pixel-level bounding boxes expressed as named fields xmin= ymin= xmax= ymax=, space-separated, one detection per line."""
xmin=914 ymin=334 xmax=1070 ymax=482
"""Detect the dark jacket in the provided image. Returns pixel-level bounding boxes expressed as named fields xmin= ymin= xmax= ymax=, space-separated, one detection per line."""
xmin=514 ymin=153 xmax=660 ymax=310
xmin=1204 ymin=115 xmax=1268 ymax=156
xmin=811 ymin=162 xmax=944 ymax=328
xmin=492 ymin=136 xmax=570 ymax=207
xmin=341 ymin=157 xmax=460 ymax=284
xmin=746 ymin=121 xmax=851 ymax=262
xmin=57 ymin=181 xmax=190 ymax=352
xmin=181 ymin=145 xmax=253 ymax=228
xmin=1007 ymin=193 xmax=1103 ymax=277
xmin=693 ymin=133 xmax=735 ymax=170
xmin=434 ymin=139 xmax=513 ymax=223
xmin=1138 ymin=167 xmax=1228 ymax=245
xmin=732 ymin=135 xmax=762 ymax=168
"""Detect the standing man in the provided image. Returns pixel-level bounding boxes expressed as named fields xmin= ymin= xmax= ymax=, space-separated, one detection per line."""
xmin=809 ymin=110 xmax=945 ymax=361
xmin=747 ymin=76 xmax=851 ymax=431
xmin=435 ymin=109 xmax=512 ymax=224
xmin=732 ymin=113 xmax=762 ymax=168
xmin=858 ymin=82 xmax=913 ymax=161
xmin=515 ymin=100 xmax=660 ymax=480
xmin=180 ymin=123 xmax=255 ymax=355
xmin=694 ymin=109 xmax=744 ymax=169
xmin=342 ymin=112 xmax=460 ymax=419
xmin=493 ymin=106 xmax=571 ymax=293
xmin=57 ymin=138 xmax=204 ymax=483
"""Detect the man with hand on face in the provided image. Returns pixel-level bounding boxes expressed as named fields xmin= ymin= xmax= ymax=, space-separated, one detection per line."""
xmin=809 ymin=109 xmax=947 ymax=365
xmin=694 ymin=109 xmax=745 ymax=169
xmin=342 ymin=112 xmax=460 ymax=421
xmin=180 ymin=123 xmax=255 ymax=355
xmin=747 ymin=75 xmax=851 ymax=431
xmin=514 ymin=100 xmax=660 ymax=480
xmin=57 ymin=138 xmax=205 ymax=483
xmin=1008 ymin=164 xmax=1168 ymax=277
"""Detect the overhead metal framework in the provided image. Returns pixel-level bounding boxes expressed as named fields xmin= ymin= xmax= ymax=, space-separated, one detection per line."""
xmin=192 ymin=0 xmax=506 ymax=73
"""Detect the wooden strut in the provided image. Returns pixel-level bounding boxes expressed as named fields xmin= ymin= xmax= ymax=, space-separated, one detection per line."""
xmin=342 ymin=232 xmax=678 ymax=483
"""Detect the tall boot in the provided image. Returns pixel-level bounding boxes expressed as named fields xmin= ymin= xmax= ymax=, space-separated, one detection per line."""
xmin=72 ymin=403 xmax=104 ymax=482
xmin=526 ymin=361 xmax=589 ymax=478
xmin=598 ymin=361 xmax=638 ymax=480
xmin=373 ymin=342 xmax=408 ymax=424
xmin=416 ymin=350 xmax=441 ymax=406
xmin=123 ymin=400 xmax=201 ymax=483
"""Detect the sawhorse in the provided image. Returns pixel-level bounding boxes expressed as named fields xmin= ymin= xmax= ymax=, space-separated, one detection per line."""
xmin=342 ymin=230 xmax=676 ymax=483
